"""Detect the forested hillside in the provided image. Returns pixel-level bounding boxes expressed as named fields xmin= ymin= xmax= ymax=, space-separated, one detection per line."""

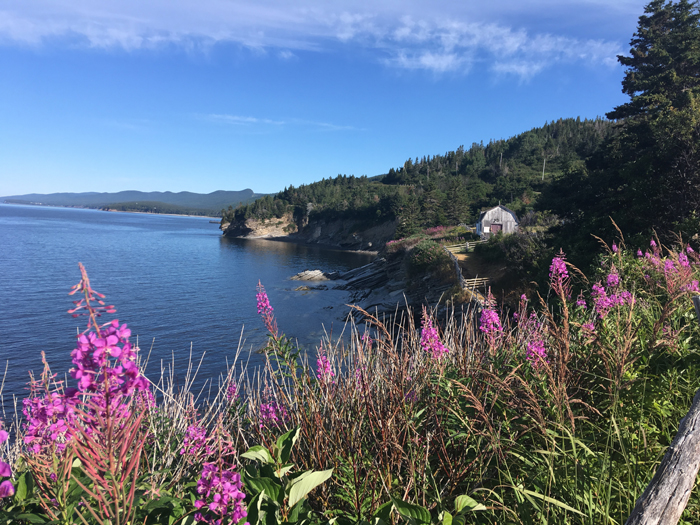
xmin=223 ymin=117 xmax=614 ymax=237
xmin=3 ymin=189 xmax=259 ymax=216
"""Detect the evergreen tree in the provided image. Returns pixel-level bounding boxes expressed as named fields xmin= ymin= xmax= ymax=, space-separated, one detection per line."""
xmin=608 ymin=0 xmax=700 ymax=121
xmin=606 ymin=0 xmax=700 ymax=232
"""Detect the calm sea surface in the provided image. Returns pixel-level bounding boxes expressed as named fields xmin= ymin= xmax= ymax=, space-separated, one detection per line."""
xmin=0 ymin=204 xmax=374 ymax=417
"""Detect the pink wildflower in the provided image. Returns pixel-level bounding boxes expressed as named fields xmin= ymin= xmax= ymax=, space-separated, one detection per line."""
xmin=526 ymin=340 xmax=548 ymax=367
xmin=591 ymin=281 xmax=634 ymax=319
xmin=683 ymin=280 xmax=700 ymax=293
xmin=194 ymin=462 xmax=247 ymax=525
xmin=256 ymin=281 xmax=277 ymax=336
xmin=479 ymin=302 xmax=503 ymax=351
xmin=226 ymin=383 xmax=237 ymax=402
xmin=23 ymin=388 xmax=78 ymax=454
xmin=549 ymin=250 xmax=570 ymax=298
xmin=0 ymin=481 xmax=14 ymax=498
xmin=0 ymin=427 xmax=12 ymax=500
xmin=259 ymin=401 xmax=289 ymax=429
xmin=421 ymin=308 xmax=449 ymax=360
xmin=576 ymin=292 xmax=587 ymax=308
xmin=181 ymin=425 xmax=211 ymax=458
xmin=316 ymin=350 xmax=335 ymax=383
xmin=664 ymin=259 xmax=676 ymax=274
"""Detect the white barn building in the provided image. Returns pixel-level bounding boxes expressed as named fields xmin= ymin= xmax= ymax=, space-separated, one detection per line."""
xmin=476 ymin=205 xmax=519 ymax=238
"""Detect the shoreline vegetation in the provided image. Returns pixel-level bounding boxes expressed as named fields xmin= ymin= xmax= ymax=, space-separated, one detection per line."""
xmin=2 ymin=235 xmax=700 ymax=524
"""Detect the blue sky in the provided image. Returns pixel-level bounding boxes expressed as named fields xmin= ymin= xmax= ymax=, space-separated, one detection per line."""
xmin=0 ymin=0 xmax=644 ymax=196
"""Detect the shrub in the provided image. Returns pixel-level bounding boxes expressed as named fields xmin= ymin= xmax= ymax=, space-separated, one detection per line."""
xmin=408 ymin=239 xmax=451 ymax=275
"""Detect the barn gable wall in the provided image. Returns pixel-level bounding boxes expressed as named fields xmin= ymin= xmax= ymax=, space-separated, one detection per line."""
xmin=476 ymin=206 xmax=519 ymax=236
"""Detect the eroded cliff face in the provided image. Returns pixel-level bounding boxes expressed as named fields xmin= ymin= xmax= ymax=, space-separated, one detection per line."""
xmin=221 ymin=213 xmax=296 ymax=238
xmin=222 ymin=214 xmax=397 ymax=252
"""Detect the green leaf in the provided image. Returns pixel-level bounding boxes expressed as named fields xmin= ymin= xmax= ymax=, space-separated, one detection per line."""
xmin=246 ymin=491 xmax=263 ymax=525
xmin=13 ymin=472 xmax=30 ymax=502
xmin=144 ymin=496 xmax=175 ymax=511
xmin=275 ymin=464 xmax=294 ymax=478
xmin=287 ymin=468 xmax=333 ymax=509
xmin=276 ymin=427 xmax=300 ymax=465
xmin=246 ymin=476 xmax=282 ymax=502
xmin=513 ymin=487 xmax=585 ymax=516
xmin=13 ymin=515 xmax=48 ymax=524
xmin=455 ymin=495 xmax=486 ymax=513
xmin=372 ymin=500 xmax=393 ymax=523
xmin=242 ymin=445 xmax=275 ymax=465
xmin=440 ymin=510 xmax=453 ymax=525
xmin=391 ymin=497 xmax=431 ymax=525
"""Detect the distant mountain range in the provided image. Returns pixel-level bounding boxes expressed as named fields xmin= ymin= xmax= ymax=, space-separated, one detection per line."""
xmin=1 ymin=190 xmax=262 ymax=216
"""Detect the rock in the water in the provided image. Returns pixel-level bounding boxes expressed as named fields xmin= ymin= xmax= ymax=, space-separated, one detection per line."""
xmin=290 ymin=269 xmax=336 ymax=281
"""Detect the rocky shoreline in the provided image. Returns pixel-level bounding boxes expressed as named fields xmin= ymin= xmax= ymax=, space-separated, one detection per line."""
xmin=289 ymin=256 xmax=457 ymax=318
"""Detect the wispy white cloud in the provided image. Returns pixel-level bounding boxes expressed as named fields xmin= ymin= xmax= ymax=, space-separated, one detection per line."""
xmin=208 ymin=114 xmax=286 ymax=126
xmin=0 ymin=1 xmax=632 ymax=79
xmin=278 ymin=49 xmax=297 ymax=60
xmin=381 ymin=18 xmax=623 ymax=77
xmin=205 ymin=114 xmax=359 ymax=131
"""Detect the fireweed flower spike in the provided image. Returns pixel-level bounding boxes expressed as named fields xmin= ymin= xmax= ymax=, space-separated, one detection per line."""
xmin=226 ymin=383 xmax=238 ymax=402
xmin=479 ymin=292 xmax=503 ymax=350
xmin=25 ymin=265 xmax=150 ymax=455
xmin=256 ymin=281 xmax=277 ymax=337
xmin=259 ymin=401 xmax=289 ymax=429
xmin=67 ymin=262 xmax=117 ymax=331
xmin=420 ymin=308 xmax=448 ymax=360
xmin=22 ymin=360 xmax=79 ymax=454
xmin=549 ymin=250 xmax=571 ymax=299
xmin=194 ymin=461 xmax=248 ymax=525
xmin=316 ymin=344 xmax=335 ymax=383
xmin=526 ymin=340 xmax=548 ymax=367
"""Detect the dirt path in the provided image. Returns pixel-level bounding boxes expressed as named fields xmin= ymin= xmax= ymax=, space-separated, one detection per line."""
xmin=454 ymin=252 xmax=508 ymax=282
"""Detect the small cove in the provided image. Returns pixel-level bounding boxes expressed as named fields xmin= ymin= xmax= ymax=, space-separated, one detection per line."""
xmin=0 ymin=204 xmax=374 ymax=418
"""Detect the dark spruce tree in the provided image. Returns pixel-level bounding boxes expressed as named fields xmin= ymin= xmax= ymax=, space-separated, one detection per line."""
xmin=545 ymin=0 xmax=700 ymax=268
xmin=606 ymin=0 xmax=700 ymax=234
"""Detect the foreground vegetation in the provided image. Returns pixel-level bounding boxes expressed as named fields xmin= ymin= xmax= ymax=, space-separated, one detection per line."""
xmin=1 ymin=232 xmax=700 ymax=524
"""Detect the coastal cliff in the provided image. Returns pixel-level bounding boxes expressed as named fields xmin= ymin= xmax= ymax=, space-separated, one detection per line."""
xmin=222 ymin=213 xmax=397 ymax=252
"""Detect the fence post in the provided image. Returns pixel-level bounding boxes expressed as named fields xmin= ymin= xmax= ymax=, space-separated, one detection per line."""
xmin=625 ymin=295 xmax=700 ymax=525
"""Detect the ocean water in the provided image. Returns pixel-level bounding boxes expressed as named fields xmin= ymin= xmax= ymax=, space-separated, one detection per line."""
xmin=0 ymin=204 xmax=374 ymax=417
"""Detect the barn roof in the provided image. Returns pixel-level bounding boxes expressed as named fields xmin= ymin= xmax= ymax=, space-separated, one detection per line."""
xmin=477 ymin=205 xmax=520 ymax=223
